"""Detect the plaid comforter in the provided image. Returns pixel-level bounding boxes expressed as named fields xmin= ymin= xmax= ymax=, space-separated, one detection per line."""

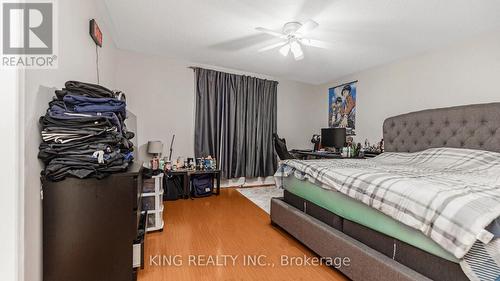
xmin=276 ymin=147 xmax=500 ymax=281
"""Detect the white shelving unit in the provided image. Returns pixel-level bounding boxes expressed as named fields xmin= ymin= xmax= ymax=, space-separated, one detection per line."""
xmin=142 ymin=173 xmax=164 ymax=232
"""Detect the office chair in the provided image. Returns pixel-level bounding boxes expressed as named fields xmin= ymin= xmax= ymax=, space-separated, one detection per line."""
xmin=273 ymin=133 xmax=296 ymax=160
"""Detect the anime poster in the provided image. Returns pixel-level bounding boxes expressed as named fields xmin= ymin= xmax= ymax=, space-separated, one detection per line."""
xmin=329 ymin=81 xmax=357 ymax=135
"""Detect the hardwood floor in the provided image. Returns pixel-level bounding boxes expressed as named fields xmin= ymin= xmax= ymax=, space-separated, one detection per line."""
xmin=138 ymin=188 xmax=348 ymax=281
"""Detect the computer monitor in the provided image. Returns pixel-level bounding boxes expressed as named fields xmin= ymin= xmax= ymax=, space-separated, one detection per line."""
xmin=321 ymin=128 xmax=346 ymax=150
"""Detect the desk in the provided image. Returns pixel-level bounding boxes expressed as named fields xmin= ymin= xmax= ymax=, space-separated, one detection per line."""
xmin=291 ymin=149 xmax=382 ymax=160
xmin=364 ymin=152 xmax=382 ymax=158
xmin=291 ymin=150 xmax=343 ymax=159
xmin=167 ymin=169 xmax=221 ymax=198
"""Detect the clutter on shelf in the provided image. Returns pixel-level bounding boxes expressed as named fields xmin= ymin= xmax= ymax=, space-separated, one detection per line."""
xmin=149 ymin=155 xmax=217 ymax=173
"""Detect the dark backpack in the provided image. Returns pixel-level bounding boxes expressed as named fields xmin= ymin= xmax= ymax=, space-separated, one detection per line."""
xmin=191 ymin=175 xmax=213 ymax=198
xmin=164 ymin=175 xmax=185 ymax=201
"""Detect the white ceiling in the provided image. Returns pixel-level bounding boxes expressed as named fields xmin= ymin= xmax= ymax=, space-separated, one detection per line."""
xmin=103 ymin=0 xmax=500 ymax=85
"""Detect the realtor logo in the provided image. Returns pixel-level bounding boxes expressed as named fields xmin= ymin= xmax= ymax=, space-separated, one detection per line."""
xmin=1 ymin=1 xmax=58 ymax=68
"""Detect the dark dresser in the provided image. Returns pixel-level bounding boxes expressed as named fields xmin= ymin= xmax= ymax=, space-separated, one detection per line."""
xmin=42 ymin=162 xmax=145 ymax=281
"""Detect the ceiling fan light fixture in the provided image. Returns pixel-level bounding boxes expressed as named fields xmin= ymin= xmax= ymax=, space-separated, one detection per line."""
xmin=256 ymin=20 xmax=328 ymax=61
xmin=279 ymin=44 xmax=290 ymax=56
xmin=290 ymin=41 xmax=304 ymax=60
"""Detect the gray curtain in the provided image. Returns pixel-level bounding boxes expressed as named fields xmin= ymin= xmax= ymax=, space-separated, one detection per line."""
xmin=194 ymin=67 xmax=278 ymax=179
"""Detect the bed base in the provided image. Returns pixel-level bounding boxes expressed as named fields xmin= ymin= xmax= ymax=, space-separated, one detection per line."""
xmin=271 ymin=197 xmax=433 ymax=281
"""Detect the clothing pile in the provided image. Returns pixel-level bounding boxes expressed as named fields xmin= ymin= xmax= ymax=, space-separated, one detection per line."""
xmin=39 ymin=81 xmax=135 ymax=181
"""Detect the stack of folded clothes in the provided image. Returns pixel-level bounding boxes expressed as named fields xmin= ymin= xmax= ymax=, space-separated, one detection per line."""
xmin=39 ymin=81 xmax=135 ymax=181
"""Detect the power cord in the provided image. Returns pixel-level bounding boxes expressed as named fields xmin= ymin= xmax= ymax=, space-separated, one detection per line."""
xmin=95 ymin=44 xmax=100 ymax=85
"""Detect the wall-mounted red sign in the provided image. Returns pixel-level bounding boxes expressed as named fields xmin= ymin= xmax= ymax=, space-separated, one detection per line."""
xmin=89 ymin=19 xmax=103 ymax=47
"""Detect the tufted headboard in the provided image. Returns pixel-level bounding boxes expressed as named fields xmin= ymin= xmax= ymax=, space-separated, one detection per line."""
xmin=383 ymin=103 xmax=500 ymax=153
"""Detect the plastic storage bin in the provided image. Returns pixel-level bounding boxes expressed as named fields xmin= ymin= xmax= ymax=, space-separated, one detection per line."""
xmin=142 ymin=179 xmax=155 ymax=193
xmin=142 ymin=174 xmax=163 ymax=194
xmin=146 ymin=206 xmax=164 ymax=231
xmin=141 ymin=192 xmax=164 ymax=211
xmin=142 ymin=173 xmax=164 ymax=232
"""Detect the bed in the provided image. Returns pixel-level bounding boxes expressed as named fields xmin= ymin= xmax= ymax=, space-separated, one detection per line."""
xmin=271 ymin=103 xmax=500 ymax=281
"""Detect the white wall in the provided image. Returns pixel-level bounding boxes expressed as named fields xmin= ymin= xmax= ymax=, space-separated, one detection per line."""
xmin=316 ymin=31 xmax=500 ymax=144
xmin=115 ymin=49 xmax=321 ymax=163
xmin=114 ymin=50 xmax=194 ymax=161
xmin=23 ymin=1 xmax=118 ymax=280
xmin=0 ymin=68 xmax=22 ymax=281
xmin=277 ymin=79 xmax=324 ymax=150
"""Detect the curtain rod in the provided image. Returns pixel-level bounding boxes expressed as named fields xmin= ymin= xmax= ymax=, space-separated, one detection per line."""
xmin=187 ymin=66 xmax=279 ymax=84
xmin=329 ymin=80 xmax=358 ymax=90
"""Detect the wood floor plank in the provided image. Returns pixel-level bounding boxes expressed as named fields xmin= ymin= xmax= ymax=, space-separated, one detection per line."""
xmin=138 ymin=188 xmax=348 ymax=281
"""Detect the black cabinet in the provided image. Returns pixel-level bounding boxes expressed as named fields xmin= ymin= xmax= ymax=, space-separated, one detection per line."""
xmin=43 ymin=163 xmax=144 ymax=281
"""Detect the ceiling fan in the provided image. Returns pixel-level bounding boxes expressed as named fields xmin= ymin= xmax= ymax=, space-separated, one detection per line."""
xmin=256 ymin=20 xmax=329 ymax=60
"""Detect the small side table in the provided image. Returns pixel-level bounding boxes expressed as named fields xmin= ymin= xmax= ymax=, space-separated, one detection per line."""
xmin=166 ymin=169 xmax=221 ymax=198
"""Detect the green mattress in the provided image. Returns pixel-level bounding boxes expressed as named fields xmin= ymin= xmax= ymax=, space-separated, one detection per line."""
xmin=283 ymin=176 xmax=458 ymax=263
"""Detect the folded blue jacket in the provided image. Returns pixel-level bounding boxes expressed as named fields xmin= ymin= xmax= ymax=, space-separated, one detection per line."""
xmin=63 ymin=95 xmax=126 ymax=117
xmin=47 ymin=108 xmax=122 ymax=132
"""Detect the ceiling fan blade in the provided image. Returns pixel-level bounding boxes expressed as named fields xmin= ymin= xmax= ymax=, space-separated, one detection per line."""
xmin=290 ymin=41 xmax=304 ymax=60
xmin=296 ymin=19 xmax=319 ymax=35
xmin=293 ymin=49 xmax=304 ymax=60
xmin=255 ymin=27 xmax=286 ymax=38
xmin=258 ymin=41 xmax=287 ymax=52
xmin=279 ymin=44 xmax=290 ymax=56
xmin=300 ymin=38 xmax=331 ymax=49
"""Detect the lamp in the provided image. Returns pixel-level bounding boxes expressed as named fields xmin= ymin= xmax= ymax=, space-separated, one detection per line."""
xmin=147 ymin=141 xmax=163 ymax=157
